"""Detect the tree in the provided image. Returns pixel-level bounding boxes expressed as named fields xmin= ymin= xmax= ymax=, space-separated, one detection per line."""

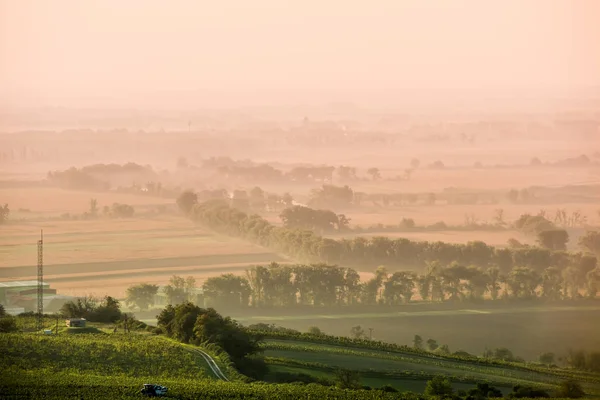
xmin=203 ymin=274 xmax=251 ymax=308
xmin=125 ymin=283 xmax=159 ymax=311
xmin=467 ymin=383 xmax=503 ymax=399
xmin=231 ymin=190 xmax=250 ymax=212
xmin=308 ymin=326 xmax=323 ymax=335
xmin=334 ymin=368 xmax=361 ymax=389
xmin=537 ymin=229 xmax=569 ymax=251
xmin=425 ymin=376 xmax=453 ymax=397
xmin=515 ymin=214 xmax=554 ymax=235
xmin=110 ymin=203 xmax=134 ymax=218
xmin=494 ymin=209 xmax=506 ymax=227
xmin=0 ymin=304 xmax=5 ymax=317
xmin=249 ymin=187 xmax=266 ymax=211
xmin=91 ymin=296 xmax=122 ymax=323
xmin=555 ymin=380 xmax=585 ymax=399
xmin=541 ymin=267 xmax=563 ymax=300
xmin=426 ymin=193 xmax=436 ymax=205
xmin=308 ymin=185 xmax=354 ymax=208
xmin=539 ymin=352 xmax=555 ymax=366
xmin=578 ymin=231 xmax=600 ymax=255
xmin=177 ymin=190 xmax=198 ymax=214
xmin=193 ymin=307 xmax=261 ymax=361
xmin=367 ymin=167 xmax=381 ymax=181
xmin=89 ymin=198 xmax=98 ymax=216
xmin=61 ymin=296 xmax=97 ymax=318
xmin=163 ymin=275 xmax=189 ymax=304
xmin=509 ymin=385 xmax=549 ymax=398
xmin=427 ymin=339 xmax=439 ymax=351
xmin=350 ymin=325 xmax=366 ymax=339
xmin=337 ymin=166 xmax=358 ymax=181
xmin=507 ymin=267 xmax=540 ymax=299
xmin=156 ymin=304 xmax=175 ymax=335
xmin=413 ymin=334 xmax=424 ymax=350
xmin=282 ymin=192 xmax=294 ymax=208
xmin=0 ymin=204 xmax=9 ymax=224
xmin=0 ymin=315 xmax=18 ymax=333
xmin=436 ymin=344 xmax=450 ymax=355
xmin=280 ymin=205 xmax=339 ymax=233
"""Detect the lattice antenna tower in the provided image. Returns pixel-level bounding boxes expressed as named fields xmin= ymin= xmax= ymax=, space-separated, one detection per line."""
xmin=36 ymin=230 xmax=43 ymax=331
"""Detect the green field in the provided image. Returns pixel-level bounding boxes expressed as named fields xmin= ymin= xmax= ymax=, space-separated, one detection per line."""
xmin=234 ymin=304 xmax=600 ymax=362
xmin=0 ymin=332 xmax=418 ymax=400
xmin=1 ymin=333 xmax=213 ymax=379
xmin=261 ymin=339 xmax=600 ymax=396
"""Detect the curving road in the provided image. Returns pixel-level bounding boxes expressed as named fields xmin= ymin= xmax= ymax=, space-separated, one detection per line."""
xmin=190 ymin=348 xmax=229 ymax=381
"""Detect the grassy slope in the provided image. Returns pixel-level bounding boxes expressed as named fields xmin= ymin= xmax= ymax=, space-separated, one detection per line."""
xmin=261 ymin=339 xmax=600 ymax=395
xmin=0 ymin=332 xmax=416 ymax=400
xmin=0 ymin=333 xmax=212 ymax=379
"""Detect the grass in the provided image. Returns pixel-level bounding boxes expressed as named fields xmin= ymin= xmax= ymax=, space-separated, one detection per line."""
xmin=0 ymin=333 xmax=211 ymax=379
xmin=0 ymin=368 xmax=418 ymax=399
xmin=262 ymin=341 xmax=561 ymax=387
xmin=236 ymin=304 xmax=600 ymax=362
xmin=266 ymin=364 xmax=493 ymax=394
xmin=261 ymin=339 xmax=600 ymax=395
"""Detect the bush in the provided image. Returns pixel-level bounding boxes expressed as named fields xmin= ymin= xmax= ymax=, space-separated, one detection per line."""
xmin=380 ymin=385 xmax=398 ymax=393
xmin=0 ymin=315 xmax=18 ymax=333
xmin=508 ymin=385 xmax=549 ymax=398
xmin=61 ymin=296 xmax=122 ymax=323
xmin=307 ymin=326 xmax=324 ymax=335
xmin=111 ymin=203 xmax=134 ymax=218
xmin=555 ymin=380 xmax=585 ymax=399
xmin=425 ymin=376 xmax=453 ymax=396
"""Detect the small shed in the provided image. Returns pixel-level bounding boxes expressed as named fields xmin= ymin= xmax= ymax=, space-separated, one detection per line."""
xmin=65 ymin=318 xmax=86 ymax=327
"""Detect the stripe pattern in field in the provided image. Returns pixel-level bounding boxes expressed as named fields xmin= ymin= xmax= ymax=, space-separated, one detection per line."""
xmin=0 ymin=217 xmax=287 ymax=296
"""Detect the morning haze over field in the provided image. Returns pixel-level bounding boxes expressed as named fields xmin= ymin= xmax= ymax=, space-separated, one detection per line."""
xmin=1 ymin=1 xmax=600 ymax=399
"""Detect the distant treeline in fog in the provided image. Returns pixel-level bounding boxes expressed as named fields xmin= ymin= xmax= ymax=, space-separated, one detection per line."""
xmin=178 ymin=199 xmax=600 ymax=306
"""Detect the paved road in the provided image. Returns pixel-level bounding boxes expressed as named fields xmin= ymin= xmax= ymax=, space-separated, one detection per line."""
xmin=190 ymin=347 xmax=229 ymax=381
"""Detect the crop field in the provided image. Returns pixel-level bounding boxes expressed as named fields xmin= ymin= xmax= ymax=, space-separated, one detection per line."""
xmin=237 ymin=305 xmax=600 ymax=362
xmin=0 ymin=187 xmax=173 ymax=215
xmin=0 ymin=213 xmax=286 ymax=297
xmin=327 ymin=202 xmax=599 ymax=235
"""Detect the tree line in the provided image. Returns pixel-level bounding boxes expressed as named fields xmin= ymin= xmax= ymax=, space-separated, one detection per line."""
xmin=182 ymin=197 xmax=599 ymax=287
xmin=201 ymin=261 xmax=600 ymax=310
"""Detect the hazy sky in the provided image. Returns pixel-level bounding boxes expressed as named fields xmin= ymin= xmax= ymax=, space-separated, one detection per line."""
xmin=1 ymin=0 xmax=599 ymax=109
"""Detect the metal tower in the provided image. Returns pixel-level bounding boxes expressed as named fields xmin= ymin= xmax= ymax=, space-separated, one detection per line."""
xmin=36 ymin=230 xmax=43 ymax=331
